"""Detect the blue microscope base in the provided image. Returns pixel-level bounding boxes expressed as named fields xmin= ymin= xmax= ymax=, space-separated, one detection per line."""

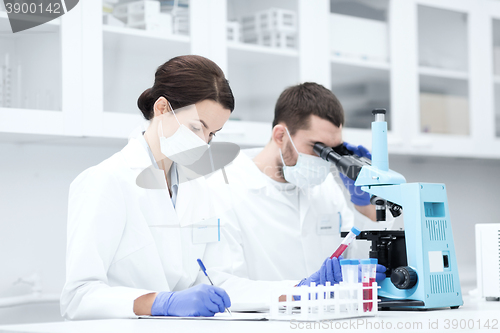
xmin=361 ymin=182 xmax=463 ymax=309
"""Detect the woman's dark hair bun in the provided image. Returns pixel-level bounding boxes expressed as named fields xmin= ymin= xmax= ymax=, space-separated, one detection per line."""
xmin=137 ymin=88 xmax=155 ymax=120
xmin=137 ymin=55 xmax=234 ymax=121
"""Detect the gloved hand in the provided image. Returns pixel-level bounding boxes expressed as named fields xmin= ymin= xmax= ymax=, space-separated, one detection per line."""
xmin=151 ymin=284 xmax=231 ymax=317
xmin=297 ymin=256 xmax=343 ymax=287
xmin=343 ymin=142 xmax=372 ymax=160
xmin=357 ymin=264 xmax=387 ymax=282
xmin=339 ymin=142 xmax=372 ymax=206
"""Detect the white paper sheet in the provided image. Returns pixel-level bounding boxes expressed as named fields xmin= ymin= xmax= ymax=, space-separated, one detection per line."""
xmin=139 ymin=312 xmax=268 ymax=321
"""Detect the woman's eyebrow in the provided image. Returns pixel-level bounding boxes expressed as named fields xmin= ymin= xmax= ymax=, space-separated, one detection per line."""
xmin=199 ymin=119 xmax=222 ymax=133
xmin=199 ymin=119 xmax=209 ymax=129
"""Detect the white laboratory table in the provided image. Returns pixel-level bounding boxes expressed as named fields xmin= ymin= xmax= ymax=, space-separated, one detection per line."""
xmin=0 ymin=296 xmax=498 ymax=333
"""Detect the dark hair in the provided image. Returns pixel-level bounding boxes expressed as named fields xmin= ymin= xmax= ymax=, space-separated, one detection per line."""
xmin=272 ymin=82 xmax=344 ymax=135
xmin=137 ymin=55 xmax=234 ymax=120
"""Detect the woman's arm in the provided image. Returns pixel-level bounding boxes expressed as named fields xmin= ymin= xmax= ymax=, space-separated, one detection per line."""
xmin=134 ymin=293 xmax=157 ymax=315
xmin=61 ymin=168 xmax=153 ymax=320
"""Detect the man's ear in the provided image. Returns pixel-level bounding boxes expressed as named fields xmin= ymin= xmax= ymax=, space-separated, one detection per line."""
xmin=272 ymin=124 xmax=286 ymax=149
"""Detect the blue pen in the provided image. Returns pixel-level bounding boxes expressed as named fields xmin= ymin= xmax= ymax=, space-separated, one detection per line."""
xmin=197 ymin=258 xmax=232 ymax=315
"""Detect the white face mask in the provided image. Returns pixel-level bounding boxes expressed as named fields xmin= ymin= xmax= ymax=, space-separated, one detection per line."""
xmin=159 ymin=103 xmax=209 ymax=166
xmin=279 ymin=127 xmax=331 ymax=188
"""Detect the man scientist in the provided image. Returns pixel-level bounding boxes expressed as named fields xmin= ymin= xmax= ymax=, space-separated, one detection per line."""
xmin=210 ymin=82 xmax=387 ymax=284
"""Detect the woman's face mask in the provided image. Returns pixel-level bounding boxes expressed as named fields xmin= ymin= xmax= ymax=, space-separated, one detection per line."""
xmin=158 ymin=102 xmax=209 ymax=166
xmin=279 ymin=127 xmax=331 ymax=188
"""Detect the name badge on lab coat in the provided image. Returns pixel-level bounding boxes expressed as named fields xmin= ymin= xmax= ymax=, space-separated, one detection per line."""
xmin=192 ymin=217 xmax=220 ymax=244
xmin=317 ymin=214 xmax=339 ymax=235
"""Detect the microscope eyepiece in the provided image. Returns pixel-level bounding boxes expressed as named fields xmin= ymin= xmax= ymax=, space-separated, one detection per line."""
xmin=372 ymin=108 xmax=386 ymax=115
xmin=313 ymin=142 xmax=369 ymax=181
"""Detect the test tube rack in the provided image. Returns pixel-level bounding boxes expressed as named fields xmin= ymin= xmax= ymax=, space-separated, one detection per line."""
xmin=269 ymin=282 xmax=379 ymax=322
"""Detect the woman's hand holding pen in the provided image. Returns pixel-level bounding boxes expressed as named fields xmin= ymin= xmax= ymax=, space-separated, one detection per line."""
xmin=151 ymin=284 xmax=231 ymax=317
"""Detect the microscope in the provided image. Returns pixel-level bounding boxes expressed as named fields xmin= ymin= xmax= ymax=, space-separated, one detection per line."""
xmin=314 ymin=109 xmax=463 ymax=310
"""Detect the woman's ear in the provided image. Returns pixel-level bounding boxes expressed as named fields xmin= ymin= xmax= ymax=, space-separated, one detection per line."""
xmin=272 ymin=124 xmax=286 ymax=149
xmin=152 ymin=97 xmax=171 ymax=118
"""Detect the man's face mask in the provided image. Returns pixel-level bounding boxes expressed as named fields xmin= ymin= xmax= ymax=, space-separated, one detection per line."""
xmin=279 ymin=127 xmax=331 ymax=188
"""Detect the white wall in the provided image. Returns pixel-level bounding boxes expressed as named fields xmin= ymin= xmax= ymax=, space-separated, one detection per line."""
xmin=0 ymin=141 xmax=498 ymax=324
xmin=0 ymin=140 xmax=126 ymax=325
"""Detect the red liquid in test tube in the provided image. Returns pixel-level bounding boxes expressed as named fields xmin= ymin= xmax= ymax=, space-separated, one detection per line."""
xmin=330 ymin=244 xmax=348 ymax=259
xmin=363 ymin=277 xmax=376 ymax=311
xmin=363 ymin=282 xmax=370 ymax=312
xmin=330 ymin=227 xmax=360 ymax=259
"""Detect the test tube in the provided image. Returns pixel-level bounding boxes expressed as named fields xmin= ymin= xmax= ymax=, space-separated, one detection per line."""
xmin=350 ymin=259 xmax=359 ymax=284
xmin=340 ymin=259 xmax=350 ymax=283
xmin=361 ymin=259 xmax=377 ymax=312
xmin=330 ymin=226 xmax=361 ymax=259
xmin=369 ymin=258 xmax=377 ymax=311
xmin=350 ymin=260 xmax=359 ymax=312
xmin=340 ymin=259 xmax=355 ymax=312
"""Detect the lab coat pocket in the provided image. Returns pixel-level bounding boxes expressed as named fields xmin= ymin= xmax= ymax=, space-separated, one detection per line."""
xmin=192 ymin=217 xmax=220 ymax=244
xmin=316 ymin=214 xmax=338 ymax=235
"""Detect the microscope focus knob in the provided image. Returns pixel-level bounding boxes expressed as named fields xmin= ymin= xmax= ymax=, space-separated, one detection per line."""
xmin=391 ymin=266 xmax=417 ymax=289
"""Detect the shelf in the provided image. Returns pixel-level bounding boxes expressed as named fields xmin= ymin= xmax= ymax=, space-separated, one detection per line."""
xmin=0 ymin=23 xmax=62 ymax=110
xmin=0 ymin=131 xmax=127 ymax=147
xmin=227 ymin=41 xmax=298 ymax=63
xmin=0 ymin=107 xmax=63 ymax=135
xmin=331 ymin=61 xmax=390 ymax=86
xmin=417 ymin=5 xmax=468 ymax=72
xmin=0 ymin=11 xmax=60 ymax=34
xmin=329 ymin=12 xmax=389 ymax=64
xmin=213 ymin=120 xmax=271 ymax=147
xmin=418 ymin=66 xmax=468 ymax=80
xmin=330 ymin=55 xmax=390 ymax=71
xmin=330 ymin=61 xmax=391 ymax=130
xmin=419 ymin=74 xmax=468 ymax=97
xmin=418 ymin=67 xmax=469 ymax=136
xmin=103 ymin=24 xmax=190 ymax=43
xmin=102 ymin=25 xmax=191 ymax=116
xmin=227 ymin=42 xmax=300 ymax=123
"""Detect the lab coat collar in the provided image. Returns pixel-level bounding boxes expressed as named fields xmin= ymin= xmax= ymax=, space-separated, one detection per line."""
xmin=122 ymin=136 xmax=155 ymax=171
xmin=233 ymin=148 xmax=310 ymax=194
xmin=123 ymin=136 xmax=203 ymax=227
xmin=227 ymin=148 xmax=272 ymax=190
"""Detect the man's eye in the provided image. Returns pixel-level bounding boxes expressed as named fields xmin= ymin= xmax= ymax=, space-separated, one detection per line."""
xmin=190 ymin=125 xmax=201 ymax=132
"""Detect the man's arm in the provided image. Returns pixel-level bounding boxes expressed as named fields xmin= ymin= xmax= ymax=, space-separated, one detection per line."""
xmin=354 ymin=204 xmax=376 ymax=221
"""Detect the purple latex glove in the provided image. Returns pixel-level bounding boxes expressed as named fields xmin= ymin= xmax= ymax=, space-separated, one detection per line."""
xmin=339 ymin=142 xmax=372 ymax=206
xmin=297 ymin=256 xmax=344 ymax=287
xmin=357 ymin=264 xmax=387 ymax=282
xmin=151 ymin=284 xmax=231 ymax=317
xmin=343 ymin=142 xmax=372 ymax=160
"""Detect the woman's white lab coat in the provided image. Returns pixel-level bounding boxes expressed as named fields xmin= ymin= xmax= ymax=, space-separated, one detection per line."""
xmin=60 ymin=137 xmax=294 ymax=320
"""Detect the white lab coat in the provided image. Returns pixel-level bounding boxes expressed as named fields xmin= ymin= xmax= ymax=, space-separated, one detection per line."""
xmin=61 ymin=138 xmax=295 ymax=320
xmin=208 ymin=148 xmax=357 ymax=282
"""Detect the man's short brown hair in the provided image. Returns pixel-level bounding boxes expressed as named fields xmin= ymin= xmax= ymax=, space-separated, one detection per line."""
xmin=272 ymin=82 xmax=345 ymax=135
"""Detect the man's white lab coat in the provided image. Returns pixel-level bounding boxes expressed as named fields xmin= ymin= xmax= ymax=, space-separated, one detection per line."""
xmin=210 ymin=148 xmax=357 ymax=282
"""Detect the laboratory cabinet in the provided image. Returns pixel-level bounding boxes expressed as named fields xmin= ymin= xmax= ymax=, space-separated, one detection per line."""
xmin=0 ymin=9 xmax=82 ymax=137
xmin=0 ymin=0 xmax=500 ymax=158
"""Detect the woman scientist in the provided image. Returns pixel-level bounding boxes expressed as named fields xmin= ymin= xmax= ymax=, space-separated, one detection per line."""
xmin=60 ymin=55 xmax=235 ymax=319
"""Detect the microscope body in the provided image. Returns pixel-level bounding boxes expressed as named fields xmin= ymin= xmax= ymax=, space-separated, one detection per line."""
xmin=359 ymin=182 xmax=463 ymax=309
xmin=317 ymin=109 xmax=463 ymax=309
xmin=355 ymin=110 xmax=462 ymax=309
